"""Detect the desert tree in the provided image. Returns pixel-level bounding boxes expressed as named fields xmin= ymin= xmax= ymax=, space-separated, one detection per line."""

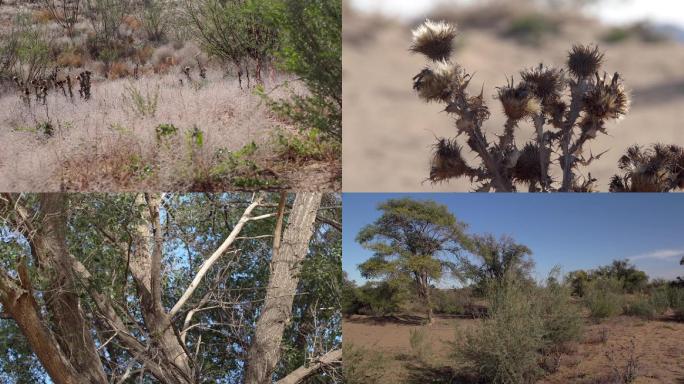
xmin=609 ymin=144 xmax=684 ymax=192
xmin=356 ymin=198 xmax=468 ymax=324
xmin=141 ymin=0 xmax=169 ymax=43
xmin=262 ymin=0 xmax=342 ymax=140
xmin=43 ymin=0 xmax=81 ymax=38
xmin=184 ymin=0 xmax=279 ymax=88
xmin=0 ymin=192 xmax=340 ymax=384
xmin=410 ymin=20 xmax=630 ymax=192
xmin=459 ymin=234 xmax=535 ymax=292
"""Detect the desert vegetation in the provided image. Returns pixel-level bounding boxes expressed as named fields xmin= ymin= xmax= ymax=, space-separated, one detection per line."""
xmin=0 ymin=0 xmax=341 ymax=191
xmin=0 ymin=192 xmax=342 ymax=383
xmin=343 ymin=197 xmax=684 ymax=383
xmin=343 ymin=1 xmax=684 ymax=192
xmin=410 ymin=18 xmax=683 ymax=192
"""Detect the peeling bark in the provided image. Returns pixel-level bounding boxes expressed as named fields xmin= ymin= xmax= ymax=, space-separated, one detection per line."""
xmin=244 ymin=193 xmax=323 ymax=384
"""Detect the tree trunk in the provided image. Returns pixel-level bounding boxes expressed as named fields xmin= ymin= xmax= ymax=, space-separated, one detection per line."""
xmin=0 ymin=266 xmax=82 ymax=384
xmin=34 ymin=194 xmax=108 ymax=383
xmin=244 ymin=193 xmax=322 ymax=384
xmin=129 ymin=194 xmax=193 ymax=384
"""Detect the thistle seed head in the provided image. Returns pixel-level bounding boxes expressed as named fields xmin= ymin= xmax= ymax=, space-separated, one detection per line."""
xmin=520 ymin=64 xmax=566 ymax=105
xmin=411 ymin=19 xmax=458 ymax=61
xmin=584 ymin=72 xmax=629 ymax=120
xmin=496 ymin=81 xmax=540 ymax=121
xmin=567 ymin=44 xmax=604 ymax=79
xmin=413 ymin=61 xmax=464 ymax=103
xmin=512 ymin=142 xmax=544 ymax=185
xmin=430 ymin=138 xmax=473 ymax=182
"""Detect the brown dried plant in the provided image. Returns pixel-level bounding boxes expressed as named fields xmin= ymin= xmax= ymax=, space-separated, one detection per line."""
xmin=411 ymin=20 xmax=631 ymax=192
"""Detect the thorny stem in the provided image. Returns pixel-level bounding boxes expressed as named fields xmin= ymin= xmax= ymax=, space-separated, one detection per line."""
xmin=532 ymin=113 xmax=550 ymax=192
xmin=561 ymin=78 xmax=589 ymax=191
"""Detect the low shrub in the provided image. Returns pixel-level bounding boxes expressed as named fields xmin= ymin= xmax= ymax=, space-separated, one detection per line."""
xmin=409 ymin=327 xmax=432 ymax=363
xmin=539 ymin=281 xmax=583 ymax=348
xmin=454 ymin=280 xmax=545 ymax=384
xmin=274 ymin=128 xmax=340 ymax=162
xmin=343 ymin=343 xmax=386 ymax=384
xmin=504 ymin=13 xmax=559 ymax=45
xmin=585 ymin=278 xmax=624 ymax=321
xmin=623 ymin=297 xmax=656 ymax=320
xmin=433 ymin=289 xmax=467 ymax=315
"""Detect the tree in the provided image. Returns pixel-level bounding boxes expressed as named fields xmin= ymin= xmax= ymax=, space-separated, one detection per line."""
xmin=185 ymin=0 xmax=279 ymax=88
xmin=356 ymin=198 xmax=468 ymax=324
xmin=43 ymin=0 xmax=81 ymax=38
xmin=460 ymin=234 xmax=535 ymax=292
xmin=0 ymin=193 xmax=340 ymax=383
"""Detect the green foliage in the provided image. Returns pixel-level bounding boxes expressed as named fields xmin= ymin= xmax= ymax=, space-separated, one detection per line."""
xmin=84 ymin=0 xmax=130 ymax=48
xmin=36 ymin=121 xmax=54 ymax=138
xmin=274 ymin=128 xmax=340 ymax=162
xmin=342 ymin=343 xmax=387 ymax=384
xmin=568 ymin=260 xmax=649 ymax=297
xmin=505 ymin=13 xmax=559 ymax=45
xmin=264 ymin=0 xmax=341 ymax=139
xmin=0 ymin=320 xmax=45 ymax=383
xmin=155 ymin=123 xmax=178 ymax=142
xmin=343 ymin=280 xmax=409 ymax=316
xmin=455 ymin=280 xmax=545 ymax=384
xmin=623 ymin=297 xmax=657 ymax=320
xmin=540 ymin=276 xmax=583 ymax=348
xmin=433 ymin=289 xmax=467 ymax=315
xmin=584 ymin=277 xmax=624 ymax=321
xmin=186 ymin=0 xmax=278 ymax=68
xmin=5 ymin=13 xmax=51 ymax=83
xmin=123 ymin=83 xmax=159 ymax=117
xmin=142 ymin=0 xmax=169 ymax=42
xmin=461 ymin=234 xmax=534 ymax=293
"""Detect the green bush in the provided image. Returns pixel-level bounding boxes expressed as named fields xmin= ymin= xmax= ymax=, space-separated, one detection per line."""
xmin=669 ymin=286 xmax=684 ymax=321
xmin=584 ymin=278 xmax=623 ymax=321
xmin=155 ymin=123 xmax=178 ymax=142
xmin=539 ymin=282 xmax=583 ymax=348
xmin=454 ymin=281 xmax=545 ymax=383
xmin=274 ymin=128 xmax=340 ymax=162
xmin=623 ymin=297 xmax=656 ymax=320
xmin=263 ymin=0 xmax=341 ymax=139
xmin=505 ymin=13 xmax=559 ymax=45
xmin=432 ymin=289 xmax=467 ymax=315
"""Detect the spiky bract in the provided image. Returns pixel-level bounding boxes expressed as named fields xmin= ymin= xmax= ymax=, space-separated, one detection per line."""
xmin=430 ymin=138 xmax=475 ymax=182
xmin=567 ymin=44 xmax=604 ymax=78
xmin=413 ymin=61 xmax=465 ymax=103
xmin=512 ymin=143 xmax=544 ymax=185
xmin=411 ymin=19 xmax=459 ymax=61
xmin=496 ymin=82 xmax=540 ymax=121
xmin=520 ymin=64 xmax=566 ymax=105
xmin=611 ymin=144 xmax=684 ymax=192
xmin=584 ymin=72 xmax=629 ymax=120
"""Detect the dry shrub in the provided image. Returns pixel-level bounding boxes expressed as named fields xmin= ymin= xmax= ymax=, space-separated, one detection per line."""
xmin=122 ymin=15 xmax=142 ymax=32
xmin=342 ymin=343 xmax=387 ymax=384
xmin=33 ymin=9 xmax=54 ymax=24
xmin=454 ymin=281 xmax=545 ymax=383
xmin=108 ymin=61 xmax=131 ymax=79
xmin=57 ymin=51 xmax=84 ymax=68
xmin=134 ymin=45 xmax=154 ymax=65
xmin=409 ymin=327 xmax=432 ymax=364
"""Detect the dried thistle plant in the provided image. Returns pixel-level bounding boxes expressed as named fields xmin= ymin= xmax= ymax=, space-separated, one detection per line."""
xmin=411 ymin=19 xmax=631 ymax=192
xmin=610 ymin=144 xmax=684 ymax=192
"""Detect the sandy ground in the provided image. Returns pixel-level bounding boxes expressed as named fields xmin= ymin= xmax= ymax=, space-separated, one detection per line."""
xmin=342 ymin=7 xmax=684 ymax=192
xmin=343 ymin=314 xmax=684 ymax=383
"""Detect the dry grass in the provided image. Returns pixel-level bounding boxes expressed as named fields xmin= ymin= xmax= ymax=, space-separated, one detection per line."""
xmin=0 ymin=69 xmax=340 ymax=191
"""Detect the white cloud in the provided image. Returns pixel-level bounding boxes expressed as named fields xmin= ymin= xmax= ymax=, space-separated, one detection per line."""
xmin=629 ymin=248 xmax=684 ymax=261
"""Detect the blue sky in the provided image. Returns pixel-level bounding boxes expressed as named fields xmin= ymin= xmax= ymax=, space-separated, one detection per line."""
xmin=343 ymin=193 xmax=684 ymax=285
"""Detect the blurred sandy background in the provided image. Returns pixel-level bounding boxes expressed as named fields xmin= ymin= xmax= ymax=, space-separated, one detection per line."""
xmin=343 ymin=0 xmax=684 ymax=192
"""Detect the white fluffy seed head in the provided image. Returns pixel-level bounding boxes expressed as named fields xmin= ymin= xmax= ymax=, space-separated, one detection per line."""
xmin=410 ymin=19 xmax=458 ymax=61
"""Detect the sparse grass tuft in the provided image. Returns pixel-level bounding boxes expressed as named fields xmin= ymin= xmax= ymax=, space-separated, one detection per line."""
xmin=343 ymin=343 xmax=387 ymax=384
xmin=123 ymin=82 xmax=159 ymax=117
